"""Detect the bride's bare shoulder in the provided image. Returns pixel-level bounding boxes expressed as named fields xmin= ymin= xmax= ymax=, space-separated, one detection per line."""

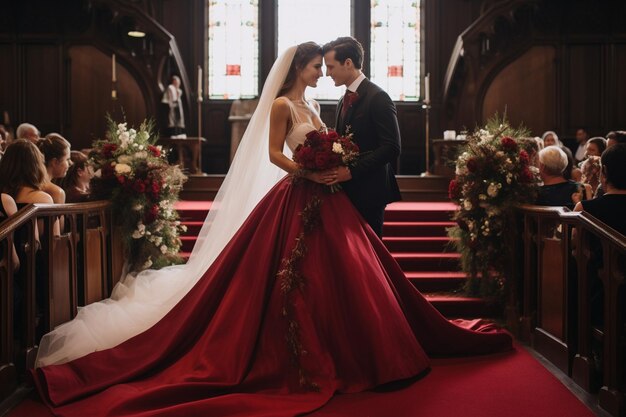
xmin=271 ymin=97 xmax=291 ymax=120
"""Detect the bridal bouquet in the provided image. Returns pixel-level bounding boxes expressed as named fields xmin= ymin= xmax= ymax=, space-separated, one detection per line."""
xmin=448 ymin=114 xmax=540 ymax=298
xmin=90 ymin=116 xmax=187 ymax=272
xmin=293 ymin=127 xmax=359 ymax=192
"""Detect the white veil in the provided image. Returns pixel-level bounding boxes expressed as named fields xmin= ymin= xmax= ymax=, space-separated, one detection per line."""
xmin=35 ymin=46 xmax=298 ymax=367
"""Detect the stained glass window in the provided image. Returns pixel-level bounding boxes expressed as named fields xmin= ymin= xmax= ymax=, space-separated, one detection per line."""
xmin=277 ymin=0 xmax=351 ymax=100
xmin=370 ymin=0 xmax=421 ymax=101
xmin=207 ymin=0 xmax=259 ymax=99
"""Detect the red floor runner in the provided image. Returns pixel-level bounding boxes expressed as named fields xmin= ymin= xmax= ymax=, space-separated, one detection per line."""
xmin=8 ymin=345 xmax=595 ymax=417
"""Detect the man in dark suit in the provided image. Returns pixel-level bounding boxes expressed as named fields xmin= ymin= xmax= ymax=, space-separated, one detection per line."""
xmin=323 ymin=36 xmax=401 ymax=237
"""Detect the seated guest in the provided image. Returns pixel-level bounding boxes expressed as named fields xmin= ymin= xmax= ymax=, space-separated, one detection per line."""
xmin=607 ymin=130 xmax=626 ymax=148
xmin=585 ymin=137 xmax=607 ymax=158
xmin=574 ymin=144 xmax=626 ymax=235
xmin=37 ymin=133 xmax=71 ymax=204
xmin=536 ymin=146 xmax=583 ymax=209
xmin=16 ymin=122 xmax=40 ymax=143
xmin=0 ymin=139 xmax=57 ymax=236
xmin=0 ymin=192 xmax=20 ymax=271
xmin=574 ymin=127 xmax=589 ymax=163
xmin=579 ymin=155 xmax=601 ymax=199
xmin=541 ymin=130 xmax=561 ymax=147
xmin=58 ymin=151 xmax=92 ymax=203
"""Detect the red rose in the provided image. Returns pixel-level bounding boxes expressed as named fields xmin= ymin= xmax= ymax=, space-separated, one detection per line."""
xmin=501 ymin=136 xmax=518 ymax=151
xmin=520 ymin=168 xmax=533 ymax=183
xmin=519 ymin=150 xmax=529 ymax=164
xmin=448 ymin=179 xmax=460 ymax=199
xmin=144 ymin=204 xmax=160 ymax=224
xmin=148 ymin=145 xmax=161 ymax=157
xmin=116 ymin=175 xmax=126 ymax=185
xmin=466 ymin=158 xmax=478 ymax=173
xmin=314 ymin=152 xmax=330 ymax=170
xmin=133 ymin=180 xmax=146 ymax=193
xmin=327 ymin=130 xmax=339 ymax=140
xmin=151 ymin=181 xmax=161 ymax=198
xmin=102 ymin=143 xmax=118 ymax=158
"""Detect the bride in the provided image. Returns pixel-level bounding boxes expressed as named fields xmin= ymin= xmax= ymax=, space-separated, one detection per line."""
xmin=33 ymin=42 xmax=512 ymax=417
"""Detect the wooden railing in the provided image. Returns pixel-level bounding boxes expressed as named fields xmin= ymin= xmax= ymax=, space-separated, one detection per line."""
xmin=0 ymin=201 xmax=123 ymax=402
xmin=515 ymin=205 xmax=625 ymax=417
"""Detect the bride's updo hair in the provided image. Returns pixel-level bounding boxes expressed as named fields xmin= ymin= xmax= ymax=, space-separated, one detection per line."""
xmin=278 ymin=41 xmax=322 ymax=97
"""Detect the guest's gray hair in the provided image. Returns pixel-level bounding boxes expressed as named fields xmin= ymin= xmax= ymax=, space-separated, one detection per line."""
xmin=16 ymin=123 xmax=40 ymax=139
xmin=538 ymin=146 xmax=568 ymax=176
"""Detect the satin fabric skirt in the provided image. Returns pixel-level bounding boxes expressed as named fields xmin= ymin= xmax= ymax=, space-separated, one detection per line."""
xmin=34 ymin=177 xmax=511 ymax=417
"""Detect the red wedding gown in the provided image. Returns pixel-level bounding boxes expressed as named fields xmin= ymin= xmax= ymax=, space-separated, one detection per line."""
xmin=33 ymin=177 xmax=512 ymax=417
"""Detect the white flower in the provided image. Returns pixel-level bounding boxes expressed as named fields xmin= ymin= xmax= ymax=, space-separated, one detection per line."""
xmin=160 ymin=244 xmax=168 ymax=254
xmin=114 ymin=163 xmax=132 ymax=174
xmin=117 ymin=155 xmax=132 ymax=164
xmin=138 ymin=145 xmax=145 ymax=150
xmin=142 ymin=257 xmax=153 ymax=269
xmin=463 ymin=200 xmax=473 ymax=211
xmin=119 ymin=131 xmax=130 ymax=143
xmin=487 ymin=183 xmax=500 ymax=198
xmin=134 ymin=151 xmax=148 ymax=159
xmin=479 ymin=194 xmax=487 ymax=201
xmin=133 ymin=203 xmax=142 ymax=211
xmin=332 ymin=142 xmax=344 ymax=154
xmin=132 ymin=222 xmax=146 ymax=239
xmin=153 ymin=236 xmax=163 ymax=246
xmin=456 ymin=166 xmax=468 ymax=176
xmin=117 ymin=122 xmax=127 ymax=132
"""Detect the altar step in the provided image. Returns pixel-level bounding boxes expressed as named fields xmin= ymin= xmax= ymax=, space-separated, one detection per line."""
xmin=175 ymin=201 xmax=498 ymax=319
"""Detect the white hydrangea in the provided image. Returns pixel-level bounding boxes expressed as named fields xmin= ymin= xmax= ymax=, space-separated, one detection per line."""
xmin=132 ymin=222 xmax=146 ymax=239
xmin=160 ymin=244 xmax=168 ymax=254
xmin=463 ymin=199 xmax=473 ymax=211
xmin=117 ymin=155 xmax=132 ymax=164
xmin=332 ymin=142 xmax=344 ymax=154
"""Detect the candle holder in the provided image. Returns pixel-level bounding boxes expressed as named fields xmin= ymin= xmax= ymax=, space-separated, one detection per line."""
xmin=420 ymin=100 xmax=431 ymax=177
xmin=196 ymin=93 xmax=204 ymax=175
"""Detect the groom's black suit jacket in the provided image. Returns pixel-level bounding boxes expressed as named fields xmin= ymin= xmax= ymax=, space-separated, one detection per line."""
xmin=336 ymin=78 xmax=402 ymax=212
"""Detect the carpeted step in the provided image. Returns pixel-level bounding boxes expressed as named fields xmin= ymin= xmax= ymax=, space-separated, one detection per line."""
xmin=407 ymin=271 xmax=467 ymax=292
xmin=383 ymin=236 xmax=454 ymax=252
xmin=424 ymin=294 xmax=500 ymax=318
xmin=383 ymin=222 xmax=455 ymax=237
xmin=175 ymin=201 xmax=212 ymax=222
xmin=180 ymin=236 xmax=197 ymax=252
xmin=384 ymin=202 xmax=456 ymax=222
xmin=392 ymin=253 xmax=461 ymax=271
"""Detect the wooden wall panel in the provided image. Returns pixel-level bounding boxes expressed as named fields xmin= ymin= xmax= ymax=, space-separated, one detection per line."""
xmin=482 ymin=46 xmax=557 ymax=135
xmin=66 ymin=45 xmax=147 ymax=151
xmin=612 ymin=44 xmax=626 ymax=130
xmin=0 ymin=44 xmax=16 ymax=129
xmin=23 ymin=44 xmax=61 ymax=135
xmin=565 ymin=45 xmax=603 ymax=133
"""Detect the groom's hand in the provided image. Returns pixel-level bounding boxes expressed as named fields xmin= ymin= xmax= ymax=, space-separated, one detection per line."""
xmin=333 ymin=166 xmax=352 ymax=183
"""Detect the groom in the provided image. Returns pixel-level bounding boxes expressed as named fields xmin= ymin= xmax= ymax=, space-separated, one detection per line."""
xmin=323 ymin=36 xmax=402 ymax=237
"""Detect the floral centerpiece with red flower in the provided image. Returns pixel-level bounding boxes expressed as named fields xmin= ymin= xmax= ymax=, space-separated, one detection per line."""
xmin=293 ymin=127 xmax=359 ymax=192
xmin=90 ymin=116 xmax=187 ymax=272
xmin=448 ymin=115 xmax=540 ymax=298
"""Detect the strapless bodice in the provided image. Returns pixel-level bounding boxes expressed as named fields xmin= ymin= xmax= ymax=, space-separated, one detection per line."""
xmin=286 ymin=122 xmax=318 ymax=152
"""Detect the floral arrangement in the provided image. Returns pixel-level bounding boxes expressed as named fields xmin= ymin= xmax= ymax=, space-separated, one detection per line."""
xmin=293 ymin=128 xmax=359 ymax=192
xmin=90 ymin=116 xmax=187 ymax=272
xmin=447 ymin=115 xmax=540 ymax=298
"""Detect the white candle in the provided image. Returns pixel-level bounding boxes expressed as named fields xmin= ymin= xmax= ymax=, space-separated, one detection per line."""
xmin=198 ymin=65 xmax=203 ymax=96
xmin=424 ymin=73 xmax=430 ymax=103
xmin=112 ymin=54 xmax=116 ymax=82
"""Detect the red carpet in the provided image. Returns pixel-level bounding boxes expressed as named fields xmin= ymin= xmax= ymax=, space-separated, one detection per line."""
xmin=8 ymin=345 xmax=595 ymax=417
